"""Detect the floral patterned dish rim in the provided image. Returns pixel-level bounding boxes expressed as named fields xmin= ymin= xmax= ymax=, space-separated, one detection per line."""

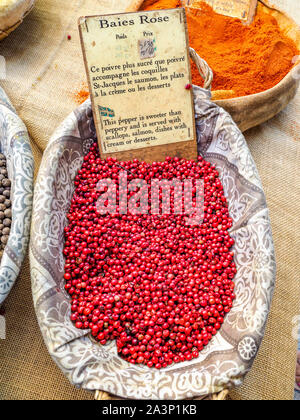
xmin=0 ymin=86 xmax=34 ymax=305
xmin=30 ymin=86 xmax=276 ymax=400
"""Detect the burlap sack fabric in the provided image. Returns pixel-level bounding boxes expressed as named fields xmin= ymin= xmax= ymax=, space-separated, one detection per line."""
xmin=0 ymin=0 xmax=299 ymax=400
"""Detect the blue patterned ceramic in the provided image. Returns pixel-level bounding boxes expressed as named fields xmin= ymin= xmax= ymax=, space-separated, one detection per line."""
xmin=0 ymin=86 xmax=34 ymax=305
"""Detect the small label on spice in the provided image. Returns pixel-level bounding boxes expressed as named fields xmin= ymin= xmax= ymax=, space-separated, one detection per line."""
xmin=79 ymin=8 xmax=197 ymax=162
xmin=187 ymin=0 xmax=258 ymax=24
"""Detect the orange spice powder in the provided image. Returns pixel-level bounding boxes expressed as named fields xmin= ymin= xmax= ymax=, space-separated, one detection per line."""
xmin=142 ymin=0 xmax=299 ymax=98
xmin=74 ymin=85 xmax=90 ymax=105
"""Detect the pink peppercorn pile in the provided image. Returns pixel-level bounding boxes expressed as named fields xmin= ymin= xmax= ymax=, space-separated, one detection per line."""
xmin=63 ymin=142 xmax=236 ymax=369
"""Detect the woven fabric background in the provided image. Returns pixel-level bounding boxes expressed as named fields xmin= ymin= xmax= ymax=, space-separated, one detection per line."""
xmin=0 ymin=0 xmax=299 ymax=400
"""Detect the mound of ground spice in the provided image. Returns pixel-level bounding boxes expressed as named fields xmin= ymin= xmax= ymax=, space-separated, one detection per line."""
xmin=142 ymin=0 xmax=299 ymax=98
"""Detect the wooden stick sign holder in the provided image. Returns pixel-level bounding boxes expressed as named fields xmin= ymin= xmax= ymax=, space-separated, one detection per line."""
xmin=78 ymin=8 xmax=198 ymax=163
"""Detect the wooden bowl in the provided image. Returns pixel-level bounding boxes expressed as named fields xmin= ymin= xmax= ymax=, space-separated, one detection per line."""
xmin=129 ymin=0 xmax=300 ymax=132
xmin=0 ymin=0 xmax=35 ymax=41
xmin=0 ymin=87 xmax=34 ymax=305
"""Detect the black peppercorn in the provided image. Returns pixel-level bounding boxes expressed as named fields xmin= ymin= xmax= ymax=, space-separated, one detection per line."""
xmin=4 ymin=209 xmax=11 ymax=218
xmin=3 ymin=190 xmax=10 ymax=199
xmin=3 ymin=218 xmax=11 ymax=227
xmin=2 ymin=227 xmax=10 ymax=235
xmin=2 ymin=179 xmax=10 ymax=188
xmin=1 ymin=235 xmax=8 ymax=245
xmin=0 ymin=154 xmax=12 ymax=256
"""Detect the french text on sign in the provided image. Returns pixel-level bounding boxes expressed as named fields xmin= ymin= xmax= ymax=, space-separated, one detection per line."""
xmin=79 ymin=8 xmax=197 ymax=162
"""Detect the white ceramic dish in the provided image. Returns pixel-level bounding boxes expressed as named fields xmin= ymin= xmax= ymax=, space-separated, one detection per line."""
xmin=0 ymin=86 xmax=34 ymax=305
xmin=30 ymin=87 xmax=276 ymax=399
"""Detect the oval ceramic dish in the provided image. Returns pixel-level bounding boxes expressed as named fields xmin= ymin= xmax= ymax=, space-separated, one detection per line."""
xmin=128 ymin=0 xmax=300 ymax=132
xmin=0 ymin=86 xmax=34 ymax=305
xmin=30 ymin=85 xmax=276 ymax=400
xmin=0 ymin=0 xmax=35 ymax=41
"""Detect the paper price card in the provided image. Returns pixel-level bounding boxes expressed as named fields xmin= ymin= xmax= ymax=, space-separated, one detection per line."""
xmin=79 ymin=8 xmax=197 ymax=162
